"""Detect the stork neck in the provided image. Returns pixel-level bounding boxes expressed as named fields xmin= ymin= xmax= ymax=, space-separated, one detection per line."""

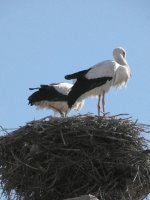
xmin=115 ymin=56 xmax=128 ymax=66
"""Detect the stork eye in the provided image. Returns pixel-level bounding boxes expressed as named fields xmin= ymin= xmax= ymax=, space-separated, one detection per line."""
xmin=122 ymin=51 xmax=125 ymax=57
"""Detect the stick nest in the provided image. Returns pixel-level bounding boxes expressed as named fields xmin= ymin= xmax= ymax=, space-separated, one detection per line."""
xmin=0 ymin=114 xmax=150 ymax=200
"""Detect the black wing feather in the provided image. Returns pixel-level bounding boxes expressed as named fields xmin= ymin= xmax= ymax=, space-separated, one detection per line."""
xmin=65 ymin=68 xmax=91 ymax=80
xmin=67 ymin=77 xmax=112 ymax=108
xmin=28 ymin=85 xmax=67 ymax=105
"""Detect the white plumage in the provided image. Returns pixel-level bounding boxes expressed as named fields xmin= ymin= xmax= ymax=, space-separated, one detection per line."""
xmin=28 ymin=82 xmax=84 ymax=117
xmin=65 ymin=47 xmax=131 ymax=115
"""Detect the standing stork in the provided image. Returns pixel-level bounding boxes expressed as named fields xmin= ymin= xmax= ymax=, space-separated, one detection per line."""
xmin=28 ymin=82 xmax=84 ymax=117
xmin=65 ymin=47 xmax=131 ymax=115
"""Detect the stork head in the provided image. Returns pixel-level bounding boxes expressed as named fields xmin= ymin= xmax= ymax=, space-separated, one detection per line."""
xmin=113 ymin=47 xmax=127 ymax=65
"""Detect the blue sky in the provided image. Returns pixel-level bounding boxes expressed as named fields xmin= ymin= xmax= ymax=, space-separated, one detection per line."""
xmin=0 ymin=0 xmax=150 ymax=128
xmin=0 ymin=0 xmax=150 ymax=199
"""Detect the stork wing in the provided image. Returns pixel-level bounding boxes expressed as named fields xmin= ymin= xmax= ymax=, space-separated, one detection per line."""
xmin=65 ymin=68 xmax=91 ymax=80
xmin=65 ymin=60 xmax=117 ymax=80
xmin=67 ymin=76 xmax=112 ymax=108
xmin=28 ymin=85 xmax=67 ymax=105
xmin=85 ymin=60 xmax=117 ymax=79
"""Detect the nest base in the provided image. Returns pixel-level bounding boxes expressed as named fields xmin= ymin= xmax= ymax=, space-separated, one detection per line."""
xmin=0 ymin=115 xmax=150 ymax=200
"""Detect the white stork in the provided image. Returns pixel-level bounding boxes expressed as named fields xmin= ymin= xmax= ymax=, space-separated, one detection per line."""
xmin=28 ymin=82 xmax=84 ymax=117
xmin=65 ymin=47 xmax=131 ymax=115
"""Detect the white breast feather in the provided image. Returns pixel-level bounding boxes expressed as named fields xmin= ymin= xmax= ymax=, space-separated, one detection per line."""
xmin=113 ymin=66 xmax=130 ymax=88
xmin=34 ymin=99 xmax=83 ymax=113
xmin=35 ymin=101 xmax=69 ymax=112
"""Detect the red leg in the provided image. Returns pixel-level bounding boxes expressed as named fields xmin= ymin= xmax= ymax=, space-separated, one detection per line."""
xmin=97 ymin=95 xmax=101 ymax=116
xmin=102 ymin=91 xmax=105 ymax=113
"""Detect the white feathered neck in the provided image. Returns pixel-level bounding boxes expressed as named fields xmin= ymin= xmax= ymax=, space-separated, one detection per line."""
xmin=113 ymin=47 xmax=128 ymax=66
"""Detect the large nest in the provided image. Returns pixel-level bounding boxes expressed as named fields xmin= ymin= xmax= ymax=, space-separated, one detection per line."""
xmin=0 ymin=114 xmax=150 ymax=200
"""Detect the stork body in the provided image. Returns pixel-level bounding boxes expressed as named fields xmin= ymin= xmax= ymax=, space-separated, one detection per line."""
xmin=65 ymin=47 xmax=131 ymax=115
xmin=28 ymin=82 xmax=84 ymax=117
